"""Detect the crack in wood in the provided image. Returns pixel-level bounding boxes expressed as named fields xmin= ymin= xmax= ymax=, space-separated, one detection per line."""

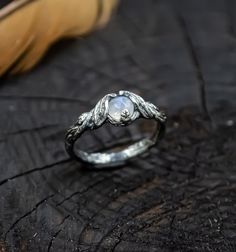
xmin=177 ymin=15 xmax=212 ymax=125
xmin=0 ymin=125 xmax=59 ymax=140
xmin=4 ymin=194 xmax=55 ymax=240
xmin=0 ymin=94 xmax=92 ymax=106
xmin=56 ymin=176 xmax=110 ymax=207
xmin=0 ymin=0 xmax=236 ymax=250
xmin=47 ymin=215 xmax=70 ymax=252
xmin=0 ymin=158 xmax=71 ymax=187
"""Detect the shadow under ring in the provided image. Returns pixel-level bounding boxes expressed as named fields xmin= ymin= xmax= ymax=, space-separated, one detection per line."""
xmin=65 ymin=90 xmax=167 ymax=169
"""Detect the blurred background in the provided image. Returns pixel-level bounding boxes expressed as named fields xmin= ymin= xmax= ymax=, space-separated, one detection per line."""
xmin=0 ymin=0 xmax=235 ymax=251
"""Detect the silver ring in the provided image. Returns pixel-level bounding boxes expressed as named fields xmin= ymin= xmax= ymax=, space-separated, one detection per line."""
xmin=65 ymin=90 xmax=167 ymax=168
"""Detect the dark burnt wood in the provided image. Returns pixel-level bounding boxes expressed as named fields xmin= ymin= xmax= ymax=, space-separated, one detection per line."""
xmin=0 ymin=0 xmax=235 ymax=251
xmin=0 ymin=0 xmax=10 ymax=9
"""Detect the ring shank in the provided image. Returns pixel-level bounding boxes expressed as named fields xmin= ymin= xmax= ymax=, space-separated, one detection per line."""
xmin=65 ymin=120 xmax=165 ymax=168
xmin=78 ymin=138 xmax=154 ymax=165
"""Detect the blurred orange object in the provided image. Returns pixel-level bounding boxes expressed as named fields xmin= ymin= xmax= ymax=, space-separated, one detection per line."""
xmin=0 ymin=0 xmax=118 ymax=76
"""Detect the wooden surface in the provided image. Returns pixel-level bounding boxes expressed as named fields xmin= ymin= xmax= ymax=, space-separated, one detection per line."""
xmin=0 ymin=0 xmax=236 ymax=251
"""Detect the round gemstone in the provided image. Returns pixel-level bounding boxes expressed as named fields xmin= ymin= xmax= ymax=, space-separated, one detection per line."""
xmin=108 ymin=96 xmax=134 ymax=121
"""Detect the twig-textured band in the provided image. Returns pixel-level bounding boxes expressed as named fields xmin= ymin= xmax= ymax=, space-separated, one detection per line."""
xmin=65 ymin=90 xmax=167 ymax=167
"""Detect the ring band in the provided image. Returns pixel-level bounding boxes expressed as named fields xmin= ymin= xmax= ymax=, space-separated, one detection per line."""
xmin=65 ymin=90 xmax=167 ymax=168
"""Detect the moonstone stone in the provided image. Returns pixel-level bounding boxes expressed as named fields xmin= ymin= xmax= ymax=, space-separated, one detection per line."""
xmin=108 ymin=96 xmax=134 ymax=121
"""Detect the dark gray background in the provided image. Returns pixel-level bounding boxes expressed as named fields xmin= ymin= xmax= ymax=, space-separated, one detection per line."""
xmin=0 ymin=0 xmax=235 ymax=251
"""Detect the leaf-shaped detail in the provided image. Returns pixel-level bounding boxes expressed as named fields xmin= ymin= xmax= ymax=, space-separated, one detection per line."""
xmin=124 ymin=91 xmax=165 ymax=121
xmin=77 ymin=113 xmax=89 ymax=125
xmin=127 ymin=92 xmax=151 ymax=118
xmin=144 ymin=102 xmax=158 ymax=117
xmin=92 ymin=94 xmax=110 ymax=127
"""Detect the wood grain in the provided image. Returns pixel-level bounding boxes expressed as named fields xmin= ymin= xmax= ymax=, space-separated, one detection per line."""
xmin=0 ymin=0 xmax=235 ymax=251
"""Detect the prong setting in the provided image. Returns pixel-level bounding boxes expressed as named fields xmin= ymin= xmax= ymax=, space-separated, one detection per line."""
xmin=65 ymin=90 xmax=167 ymax=166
